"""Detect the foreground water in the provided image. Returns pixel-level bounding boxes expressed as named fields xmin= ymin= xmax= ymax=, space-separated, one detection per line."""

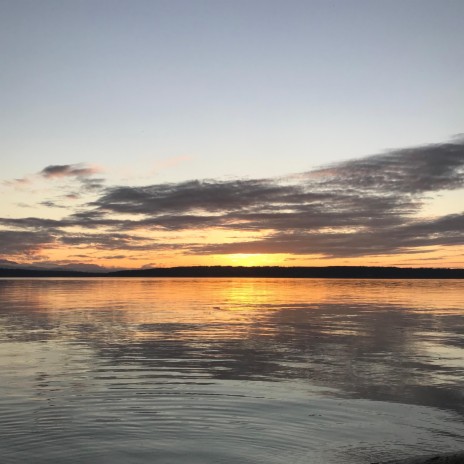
xmin=0 ymin=278 xmax=463 ymax=463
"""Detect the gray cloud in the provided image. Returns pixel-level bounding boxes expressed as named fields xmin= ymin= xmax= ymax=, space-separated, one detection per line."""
xmin=57 ymin=232 xmax=182 ymax=253
xmin=92 ymin=140 xmax=463 ymax=218
xmin=38 ymin=164 xmax=106 ymax=201
xmin=311 ymin=142 xmax=464 ymax=194
xmin=92 ymin=179 xmax=299 ymax=215
xmin=79 ymin=177 xmax=106 ymax=191
xmin=190 ymin=213 xmax=464 ymax=257
xmin=0 ymin=230 xmax=56 ymax=257
xmin=1 ymin=138 xmax=463 ymax=263
xmin=0 ymin=217 xmax=63 ymax=231
xmin=3 ymin=177 xmax=32 ymax=187
xmin=40 ymin=164 xmax=101 ymax=179
xmin=40 ymin=201 xmax=67 ymax=209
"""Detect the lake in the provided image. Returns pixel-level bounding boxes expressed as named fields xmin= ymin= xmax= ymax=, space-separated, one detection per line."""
xmin=0 ymin=278 xmax=463 ymax=463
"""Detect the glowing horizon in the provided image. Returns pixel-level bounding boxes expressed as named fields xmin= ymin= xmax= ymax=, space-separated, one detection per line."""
xmin=1 ymin=136 xmax=463 ymax=271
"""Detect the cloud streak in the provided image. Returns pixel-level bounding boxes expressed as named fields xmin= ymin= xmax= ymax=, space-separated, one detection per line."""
xmin=190 ymin=212 xmax=464 ymax=257
xmin=310 ymin=142 xmax=464 ymax=194
xmin=0 ymin=230 xmax=56 ymax=257
xmin=2 ymin=164 xmax=105 ymax=200
xmin=1 ymin=138 xmax=463 ymax=266
xmin=40 ymin=164 xmax=102 ymax=179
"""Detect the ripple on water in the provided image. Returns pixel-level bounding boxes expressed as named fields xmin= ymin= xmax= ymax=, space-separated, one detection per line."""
xmin=2 ymin=368 xmax=464 ymax=464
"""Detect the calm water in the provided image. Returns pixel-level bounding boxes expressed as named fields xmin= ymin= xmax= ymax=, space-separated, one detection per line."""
xmin=0 ymin=278 xmax=463 ymax=464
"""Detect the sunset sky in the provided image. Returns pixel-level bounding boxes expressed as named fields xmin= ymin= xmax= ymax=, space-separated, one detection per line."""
xmin=1 ymin=0 xmax=463 ymax=270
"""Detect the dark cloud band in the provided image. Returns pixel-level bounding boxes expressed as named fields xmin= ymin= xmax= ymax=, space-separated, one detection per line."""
xmin=1 ymin=138 xmax=463 ymax=263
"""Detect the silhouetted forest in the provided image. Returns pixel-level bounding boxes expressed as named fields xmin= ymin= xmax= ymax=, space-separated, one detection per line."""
xmin=0 ymin=266 xmax=462 ymax=279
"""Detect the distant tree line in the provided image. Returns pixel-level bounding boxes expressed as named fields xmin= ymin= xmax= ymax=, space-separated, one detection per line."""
xmin=0 ymin=266 xmax=463 ymax=279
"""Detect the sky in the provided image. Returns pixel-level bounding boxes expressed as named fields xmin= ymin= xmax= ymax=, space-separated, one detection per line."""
xmin=1 ymin=0 xmax=463 ymax=270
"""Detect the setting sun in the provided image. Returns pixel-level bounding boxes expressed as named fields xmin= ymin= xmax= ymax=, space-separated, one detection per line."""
xmin=225 ymin=253 xmax=283 ymax=267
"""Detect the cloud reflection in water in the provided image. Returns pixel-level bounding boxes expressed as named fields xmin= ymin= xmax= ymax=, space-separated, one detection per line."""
xmin=1 ymin=278 xmax=463 ymax=415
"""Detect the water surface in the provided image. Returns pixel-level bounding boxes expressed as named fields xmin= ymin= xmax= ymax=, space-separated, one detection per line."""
xmin=1 ymin=278 xmax=463 ymax=463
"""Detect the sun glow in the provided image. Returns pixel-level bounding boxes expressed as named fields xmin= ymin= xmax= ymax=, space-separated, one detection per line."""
xmin=225 ymin=253 xmax=284 ymax=267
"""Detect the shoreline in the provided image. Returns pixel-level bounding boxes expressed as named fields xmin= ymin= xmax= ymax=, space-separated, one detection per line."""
xmin=377 ymin=451 xmax=464 ymax=463
xmin=1 ymin=265 xmax=463 ymax=279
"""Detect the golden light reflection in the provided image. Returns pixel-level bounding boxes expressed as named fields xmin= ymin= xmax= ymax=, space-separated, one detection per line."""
xmin=2 ymin=278 xmax=463 ymax=357
xmin=11 ymin=277 xmax=463 ymax=317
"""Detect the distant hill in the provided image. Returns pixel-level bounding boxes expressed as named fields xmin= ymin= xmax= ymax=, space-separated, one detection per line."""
xmin=0 ymin=268 xmax=101 ymax=278
xmin=0 ymin=266 xmax=463 ymax=279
